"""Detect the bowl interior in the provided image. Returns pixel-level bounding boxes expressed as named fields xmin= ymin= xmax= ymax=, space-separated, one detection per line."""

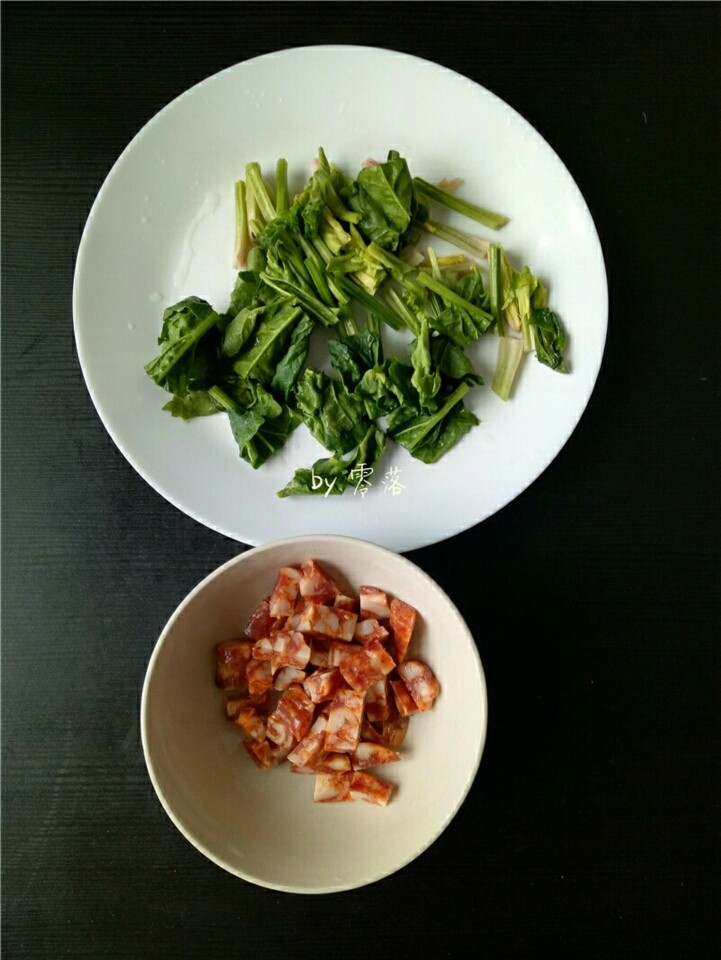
xmin=142 ymin=536 xmax=487 ymax=893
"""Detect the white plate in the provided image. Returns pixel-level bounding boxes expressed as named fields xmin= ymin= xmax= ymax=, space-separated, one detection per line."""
xmin=73 ymin=45 xmax=607 ymax=552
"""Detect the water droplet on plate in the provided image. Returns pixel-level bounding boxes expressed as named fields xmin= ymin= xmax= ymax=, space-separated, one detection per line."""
xmin=140 ymin=215 xmax=149 ymax=224
xmin=127 ymin=322 xmax=135 ymax=330
xmin=148 ymin=291 xmax=163 ymax=303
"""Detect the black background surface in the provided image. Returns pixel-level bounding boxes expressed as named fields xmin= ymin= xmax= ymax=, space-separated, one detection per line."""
xmin=3 ymin=3 xmax=720 ymax=957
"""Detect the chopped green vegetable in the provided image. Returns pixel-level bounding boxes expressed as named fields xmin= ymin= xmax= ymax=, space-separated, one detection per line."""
xmin=232 ymin=303 xmax=302 ymax=382
xmin=492 ymin=336 xmax=525 ymax=401
xmin=387 ymin=382 xmax=479 ymax=464
xmin=488 ymin=243 xmax=504 ymax=337
xmin=294 ymin=367 xmax=370 ymax=455
xmin=345 ymin=151 xmax=418 ymax=252
xmin=530 ymin=308 xmax=569 ymax=372
xmin=144 ymin=149 xmax=568 ymax=492
xmin=270 ymin=315 xmax=314 ymax=400
xmin=208 ymin=384 xmax=299 ymax=469
xmin=413 ymin=177 xmax=509 ymax=231
xmin=144 ymin=297 xmax=221 ymax=398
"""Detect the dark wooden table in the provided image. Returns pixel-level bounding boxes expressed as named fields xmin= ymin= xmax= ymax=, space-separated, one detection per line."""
xmin=3 ymin=3 xmax=719 ymax=957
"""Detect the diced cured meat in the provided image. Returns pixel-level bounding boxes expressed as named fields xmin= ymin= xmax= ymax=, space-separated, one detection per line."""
xmin=216 ymin=563 xmax=440 ymax=810
xmin=268 ymin=685 xmax=315 ymax=743
xmin=350 ymin=772 xmax=393 ymax=806
xmin=339 ymin=640 xmax=395 ymax=693
xmin=351 ymin=742 xmax=401 ymax=771
xmin=364 ymin=678 xmax=390 ymax=723
xmin=302 ymin=667 xmax=346 ymax=704
xmin=287 ymin=714 xmax=327 ymax=769
xmin=338 ymin=648 xmax=378 ymax=693
xmin=235 ymin=705 xmax=267 ymax=742
xmin=327 ymin=641 xmax=354 ymax=667
xmin=353 ymin=617 xmax=390 ymax=646
xmin=225 ymin=691 xmax=268 ymax=720
xmin=244 ymin=597 xmax=278 ymax=641
xmin=389 ymin=597 xmax=417 ymax=663
xmin=381 ymin=711 xmax=409 ymax=747
xmin=390 ymin=678 xmax=420 ymax=717
xmin=366 ymin=640 xmax=395 ymax=675
xmin=296 ymin=602 xmax=357 ymax=642
xmin=268 ymin=566 xmax=302 ymax=618
xmin=252 ymin=631 xmax=311 ymax=671
xmin=274 ymin=665 xmax=307 ymax=690
xmin=244 ymin=738 xmax=291 ymax=769
xmin=315 ymin=752 xmax=351 ymax=772
xmin=324 ymin=689 xmax=365 ymax=753
xmin=334 ymin=593 xmax=358 ymax=612
xmin=246 ymin=658 xmax=273 ymax=699
xmin=313 ymin=771 xmax=352 ymax=802
xmin=270 ymin=631 xmax=311 ymax=671
xmin=397 ymin=660 xmax=440 ymax=712
xmin=251 ymin=637 xmax=275 ymax=661
xmin=299 ymin=559 xmax=339 ymax=603
xmin=359 ymin=585 xmax=391 ymax=620
xmin=266 ymin=712 xmax=295 ymax=751
xmin=215 ymin=640 xmax=253 ymax=691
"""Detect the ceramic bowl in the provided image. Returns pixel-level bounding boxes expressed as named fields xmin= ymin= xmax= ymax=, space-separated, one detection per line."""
xmin=141 ymin=534 xmax=487 ymax=893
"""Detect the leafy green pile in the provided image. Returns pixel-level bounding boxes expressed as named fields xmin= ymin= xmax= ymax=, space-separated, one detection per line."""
xmin=144 ymin=149 xmax=568 ymax=496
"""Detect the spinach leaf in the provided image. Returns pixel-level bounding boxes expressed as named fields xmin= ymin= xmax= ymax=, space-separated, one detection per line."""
xmin=162 ymin=392 xmax=220 ymax=420
xmin=328 ymin=321 xmax=382 ymax=390
xmin=356 ymin=358 xmax=418 ymax=418
xmin=428 ymin=304 xmax=481 ymax=347
xmin=209 ymin=384 xmax=299 ymax=469
xmin=270 ymin=314 xmax=315 ymax=401
xmin=328 ymin=339 xmax=365 ymax=390
xmin=350 ymin=423 xmax=387 ymax=485
xmin=349 ymin=151 xmax=417 ymax=251
xmin=451 ymin=267 xmax=488 ymax=309
xmin=530 ymin=308 xmax=569 ymax=372
xmin=409 ymin=317 xmax=442 ymax=405
xmin=408 ymin=403 xmax=480 ymax=464
xmin=294 ymin=368 xmax=370 ymax=455
xmin=232 ymin=304 xmax=301 ymax=381
xmin=298 ymin=172 xmax=329 ymax=238
xmin=144 ymin=297 xmax=221 ymax=397
xmin=387 ymin=381 xmax=477 ymax=461
xmin=224 ymin=380 xmax=282 ymax=419
xmin=430 ymin=336 xmax=484 ymax=385
xmin=223 ymin=303 xmax=267 ymax=358
xmin=228 ymin=271 xmax=260 ymax=315
xmin=236 ymin=406 xmax=301 ymax=469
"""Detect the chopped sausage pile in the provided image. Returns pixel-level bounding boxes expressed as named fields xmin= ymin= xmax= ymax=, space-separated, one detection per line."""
xmin=214 ymin=559 xmax=440 ymax=806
